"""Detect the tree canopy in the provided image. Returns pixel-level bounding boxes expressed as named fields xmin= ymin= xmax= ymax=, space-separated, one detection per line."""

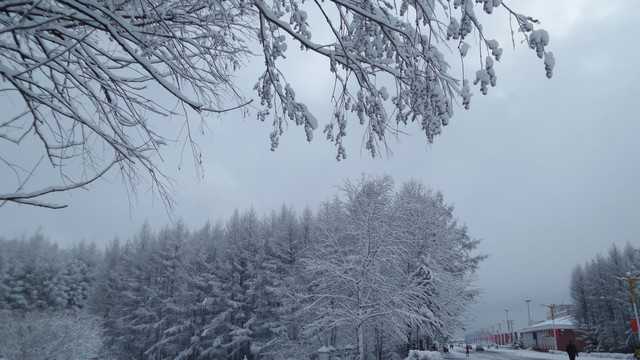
xmin=570 ymin=243 xmax=640 ymax=353
xmin=0 ymin=175 xmax=483 ymax=359
xmin=0 ymin=0 xmax=553 ymax=208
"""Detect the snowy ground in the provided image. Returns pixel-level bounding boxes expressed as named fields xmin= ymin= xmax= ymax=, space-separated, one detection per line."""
xmin=449 ymin=346 xmax=634 ymax=360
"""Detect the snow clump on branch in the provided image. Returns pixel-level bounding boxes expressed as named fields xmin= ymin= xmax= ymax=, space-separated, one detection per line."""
xmin=255 ymin=0 xmax=555 ymax=159
xmin=0 ymin=0 xmax=555 ymax=209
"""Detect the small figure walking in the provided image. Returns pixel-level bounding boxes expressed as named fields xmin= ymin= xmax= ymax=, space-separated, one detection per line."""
xmin=566 ymin=340 xmax=579 ymax=360
xmin=466 ymin=345 xmax=470 ymax=357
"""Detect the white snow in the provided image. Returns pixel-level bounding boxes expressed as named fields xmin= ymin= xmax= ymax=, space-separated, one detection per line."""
xmin=544 ymin=52 xmax=555 ymax=79
xmin=518 ymin=315 xmax=575 ymax=332
xmin=450 ymin=346 xmax=633 ymax=359
xmin=405 ymin=350 xmax=443 ymax=360
xmin=459 ymin=42 xmax=471 ymax=57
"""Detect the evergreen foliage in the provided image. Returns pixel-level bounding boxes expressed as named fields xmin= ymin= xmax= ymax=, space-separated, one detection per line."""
xmin=0 ymin=176 xmax=482 ymax=359
xmin=570 ymin=243 xmax=640 ymax=353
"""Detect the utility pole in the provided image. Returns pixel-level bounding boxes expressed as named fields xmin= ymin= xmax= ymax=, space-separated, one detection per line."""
xmin=541 ymin=304 xmax=557 ymax=350
xmin=504 ymin=309 xmax=510 ymax=344
xmin=525 ymin=299 xmax=532 ymax=325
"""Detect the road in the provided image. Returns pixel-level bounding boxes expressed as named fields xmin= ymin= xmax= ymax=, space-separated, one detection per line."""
xmin=444 ymin=348 xmax=568 ymax=360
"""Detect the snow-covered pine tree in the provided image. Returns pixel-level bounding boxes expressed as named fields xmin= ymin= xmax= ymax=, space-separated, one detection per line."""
xmin=571 ymin=244 xmax=640 ymax=353
xmin=0 ymin=233 xmax=70 ymax=311
xmin=258 ymin=205 xmax=309 ymax=358
xmin=206 ymin=209 xmax=264 ymax=360
xmin=175 ymin=222 xmax=226 ymax=359
xmin=110 ymin=222 xmax=161 ymax=358
xmin=88 ymin=237 xmax=124 ymax=354
xmin=64 ymin=240 xmax=99 ymax=310
xmin=143 ymin=221 xmax=192 ymax=358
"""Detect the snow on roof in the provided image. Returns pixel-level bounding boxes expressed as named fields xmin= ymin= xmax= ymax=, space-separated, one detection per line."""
xmin=518 ymin=315 xmax=576 ymax=332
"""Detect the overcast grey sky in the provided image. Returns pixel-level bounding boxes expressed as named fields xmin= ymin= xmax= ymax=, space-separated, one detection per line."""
xmin=2 ymin=0 xmax=639 ymax=335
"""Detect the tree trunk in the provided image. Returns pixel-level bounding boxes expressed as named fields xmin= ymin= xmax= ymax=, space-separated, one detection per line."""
xmin=357 ymin=322 xmax=365 ymax=360
xmin=375 ymin=326 xmax=383 ymax=360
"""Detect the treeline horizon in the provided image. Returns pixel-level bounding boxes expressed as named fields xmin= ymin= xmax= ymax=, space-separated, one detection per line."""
xmin=1 ymin=175 xmax=483 ymax=360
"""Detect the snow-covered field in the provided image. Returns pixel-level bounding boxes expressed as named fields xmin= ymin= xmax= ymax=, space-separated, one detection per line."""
xmin=546 ymin=349 xmax=633 ymax=359
xmin=450 ymin=347 xmax=635 ymax=360
xmin=405 ymin=350 xmax=444 ymax=360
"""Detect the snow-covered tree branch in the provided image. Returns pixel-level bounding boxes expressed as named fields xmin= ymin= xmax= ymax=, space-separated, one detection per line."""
xmin=1 ymin=0 xmax=253 ymax=209
xmin=1 ymin=0 xmax=553 ymax=208
xmin=255 ymin=0 xmax=554 ymax=158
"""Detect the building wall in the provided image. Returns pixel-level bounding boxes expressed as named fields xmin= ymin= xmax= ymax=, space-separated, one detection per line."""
xmin=521 ymin=329 xmax=586 ymax=351
xmin=537 ymin=329 xmax=558 ymax=351
xmin=557 ymin=329 xmax=587 ymax=352
xmin=521 ymin=332 xmax=538 ymax=349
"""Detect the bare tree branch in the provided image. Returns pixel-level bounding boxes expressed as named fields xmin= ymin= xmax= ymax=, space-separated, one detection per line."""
xmin=0 ymin=159 xmax=117 ymax=209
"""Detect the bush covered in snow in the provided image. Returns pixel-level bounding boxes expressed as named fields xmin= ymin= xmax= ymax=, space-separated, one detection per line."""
xmin=405 ymin=350 xmax=443 ymax=360
xmin=0 ymin=310 xmax=103 ymax=359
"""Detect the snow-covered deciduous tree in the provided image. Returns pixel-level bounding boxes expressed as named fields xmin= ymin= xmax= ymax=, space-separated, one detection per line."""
xmin=394 ymin=180 xmax=483 ymax=350
xmin=1 ymin=0 xmax=553 ymax=208
xmin=299 ymin=175 xmax=482 ymax=360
